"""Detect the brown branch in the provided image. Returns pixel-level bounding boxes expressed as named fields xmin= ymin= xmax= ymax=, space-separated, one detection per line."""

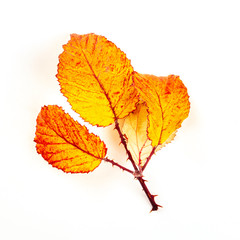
xmin=103 ymin=157 xmax=134 ymax=175
xmin=114 ymin=119 xmax=140 ymax=173
xmin=137 ymin=177 xmax=162 ymax=211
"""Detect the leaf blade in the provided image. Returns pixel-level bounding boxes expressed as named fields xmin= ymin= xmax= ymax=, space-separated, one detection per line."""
xmin=133 ymin=73 xmax=190 ymax=147
xmin=57 ymin=33 xmax=138 ymax=126
xmin=34 ymin=105 xmax=107 ymax=173
xmin=119 ymin=103 xmax=153 ymax=166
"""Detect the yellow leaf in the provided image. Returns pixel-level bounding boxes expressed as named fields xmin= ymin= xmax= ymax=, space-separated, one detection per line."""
xmin=34 ymin=105 xmax=107 ymax=173
xmin=57 ymin=33 xmax=138 ymax=126
xmin=120 ymin=104 xmax=177 ymax=167
xmin=133 ymin=73 xmax=190 ymax=147
xmin=119 ymin=103 xmax=152 ymax=166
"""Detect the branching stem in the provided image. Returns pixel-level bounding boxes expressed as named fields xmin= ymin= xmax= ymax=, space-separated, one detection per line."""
xmin=114 ymin=119 xmax=160 ymax=211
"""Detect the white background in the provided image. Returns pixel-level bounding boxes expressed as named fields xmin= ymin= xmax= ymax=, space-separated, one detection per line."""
xmin=1 ymin=0 xmax=240 ymax=239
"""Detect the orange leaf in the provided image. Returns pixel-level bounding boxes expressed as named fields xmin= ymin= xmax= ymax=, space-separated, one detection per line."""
xmin=133 ymin=73 xmax=190 ymax=147
xmin=57 ymin=33 xmax=138 ymax=127
xmin=34 ymin=105 xmax=107 ymax=173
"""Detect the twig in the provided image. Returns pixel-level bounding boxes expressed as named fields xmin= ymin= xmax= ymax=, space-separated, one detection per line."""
xmin=103 ymin=157 xmax=134 ymax=174
xmin=137 ymin=177 xmax=162 ymax=211
xmin=114 ymin=119 xmax=139 ymax=173
xmin=141 ymin=146 xmax=156 ymax=171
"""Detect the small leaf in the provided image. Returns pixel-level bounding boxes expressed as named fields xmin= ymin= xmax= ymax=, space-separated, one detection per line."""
xmin=57 ymin=33 xmax=139 ymax=127
xmin=120 ymin=104 xmax=177 ymax=167
xmin=34 ymin=105 xmax=107 ymax=173
xmin=133 ymin=73 xmax=190 ymax=147
xmin=119 ymin=103 xmax=153 ymax=166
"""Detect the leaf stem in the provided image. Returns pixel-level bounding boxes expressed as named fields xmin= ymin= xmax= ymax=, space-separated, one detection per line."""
xmin=114 ymin=119 xmax=139 ymax=173
xmin=103 ymin=157 xmax=134 ymax=174
xmin=141 ymin=146 xmax=156 ymax=171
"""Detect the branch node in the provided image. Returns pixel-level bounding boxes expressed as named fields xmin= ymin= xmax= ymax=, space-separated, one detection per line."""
xmin=113 ymin=119 xmax=161 ymax=211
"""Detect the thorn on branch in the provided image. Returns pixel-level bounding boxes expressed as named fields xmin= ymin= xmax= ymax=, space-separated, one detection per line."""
xmin=103 ymin=158 xmax=134 ymax=175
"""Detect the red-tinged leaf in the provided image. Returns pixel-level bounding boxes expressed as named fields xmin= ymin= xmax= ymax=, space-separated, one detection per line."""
xmin=34 ymin=105 xmax=107 ymax=173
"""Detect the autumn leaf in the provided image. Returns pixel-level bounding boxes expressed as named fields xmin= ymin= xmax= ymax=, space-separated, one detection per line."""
xmin=57 ymin=33 xmax=139 ymax=127
xmin=119 ymin=103 xmax=177 ymax=167
xmin=34 ymin=105 xmax=107 ymax=173
xmin=119 ymin=103 xmax=152 ymax=166
xmin=133 ymin=73 xmax=190 ymax=147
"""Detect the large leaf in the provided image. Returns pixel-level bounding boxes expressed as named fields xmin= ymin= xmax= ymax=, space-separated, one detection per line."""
xmin=133 ymin=73 xmax=190 ymax=147
xmin=34 ymin=105 xmax=107 ymax=173
xmin=57 ymin=33 xmax=139 ymax=127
